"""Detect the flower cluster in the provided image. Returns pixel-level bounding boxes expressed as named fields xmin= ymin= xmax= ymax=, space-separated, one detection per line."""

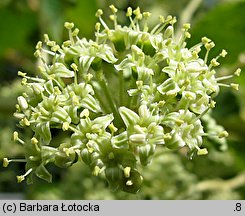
xmin=4 ymin=6 xmax=240 ymax=193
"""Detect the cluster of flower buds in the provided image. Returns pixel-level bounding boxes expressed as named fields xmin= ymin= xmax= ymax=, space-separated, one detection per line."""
xmin=4 ymin=6 xmax=240 ymax=193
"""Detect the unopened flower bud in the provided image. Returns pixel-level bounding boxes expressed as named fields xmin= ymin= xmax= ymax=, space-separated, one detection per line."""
xmin=164 ymin=26 xmax=174 ymax=38
xmin=129 ymin=134 xmax=146 ymax=144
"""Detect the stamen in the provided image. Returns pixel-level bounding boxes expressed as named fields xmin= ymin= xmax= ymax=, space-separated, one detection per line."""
xmin=143 ymin=12 xmax=151 ymax=32
xmin=126 ymin=8 xmax=136 ymax=30
xmin=95 ymin=9 xmax=109 ymax=30
xmin=109 ymin=5 xmax=118 ymax=28
xmin=150 ymin=16 xmax=163 ymax=34
xmin=192 ymin=101 xmax=215 ymax=123
xmin=218 ymin=130 xmax=229 ymax=138
xmin=197 ymin=147 xmax=208 ymax=155
xmin=216 ymin=75 xmax=234 ymax=81
xmin=234 ymin=68 xmax=241 ymax=76
xmin=230 ymin=83 xmax=239 ymax=90
xmin=209 ymin=58 xmax=220 ymax=69
xmin=13 ymin=131 xmax=25 ymax=145
xmin=3 ymin=158 xmax=27 ymax=167
xmin=31 ymin=137 xmax=38 ymax=145
xmin=109 ymin=123 xmax=118 ymax=135
xmin=64 ymin=22 xmax=75 ymax=45
xmin=16 ymin=168 xmax=33 ymax=183
xmin=219 ymin=49 xmax=228 ymax=58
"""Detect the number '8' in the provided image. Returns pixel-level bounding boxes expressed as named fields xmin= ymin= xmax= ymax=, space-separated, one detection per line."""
xmin=236 ymin=203 xmax=241 ymax=211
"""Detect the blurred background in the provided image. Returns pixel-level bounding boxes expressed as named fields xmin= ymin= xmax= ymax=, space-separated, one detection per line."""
xmin=0 ymin=0 xmax=245 ymax=199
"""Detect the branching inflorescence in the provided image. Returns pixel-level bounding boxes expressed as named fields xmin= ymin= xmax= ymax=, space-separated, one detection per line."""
xmin=3 ymin=6 xmax=240 ymax=193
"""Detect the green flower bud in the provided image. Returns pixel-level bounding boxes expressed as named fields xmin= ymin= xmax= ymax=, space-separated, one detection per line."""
xmin=32 ymin=83 xmax=44 ymax=95
xmin=165 ymin=133 xmax=185 ymax=149
xmin=54 ymin=150 xmax=78 ymax=168
xmin=129 ymin=134 xmax=146 ymax=144
xmin=17 ymin=96 xmax=28 ymax=110
xmin=91 ymin=57 xmax=102 ymax=71
xmin=119 ymin=106 xmax=139 ymax=127
xmin=138 ymin=144 xmax=155 ymax=166
xmin=164 ymin=25 xmax=174 ymax=38
xmin=111 ymin=131 xmax=128 ymax=149
xmin=105 ymin=166 xmax=123 ymax=190
xmin=80 ymin=148 xmax=92 ymax=165
xmin=120 ymin=169 xmax=143 ymax=193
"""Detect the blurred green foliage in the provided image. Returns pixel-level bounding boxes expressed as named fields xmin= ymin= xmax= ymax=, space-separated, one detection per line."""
xmin=1 ymin=0 xmax=245 ymax=199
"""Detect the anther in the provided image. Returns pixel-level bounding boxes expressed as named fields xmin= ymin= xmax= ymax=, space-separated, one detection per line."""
xmin=64 ymin=22 xmax=74 ymax=30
